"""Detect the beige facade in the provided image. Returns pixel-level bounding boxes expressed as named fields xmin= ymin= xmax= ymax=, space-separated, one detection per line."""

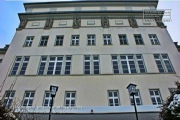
xmin=0 ymin=0 xmax=179 ymax=120
xmin=0 ymin=45 xmax=9 ymax=68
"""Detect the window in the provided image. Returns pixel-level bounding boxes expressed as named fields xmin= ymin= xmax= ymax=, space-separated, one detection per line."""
xmin=64 ymin=56 xmax=72 ymax=74
xmin=10 ymin=56 xmax=30 ymax=75
xmin=112 ymin=54 xmax=146 ymax=74
xmin=149 ymin=89 xmax=162 ymax=105
xmin=55 ymin=36 xmax=63 ymax=46
xmin=43 ymin=92 xmax=52 ymax=106
xmin=154 ymin=54 xmax=174 ymax=73
xmin=121 ymin=55 xmax=137 ymax=73
xmin=84 ymin=55 xmax=100 ymax=74
xmin=39 ymin=36 xmax=49 ymax=46
xmin=23 ymin=91 xmax=35 ymax=106
xmin=38 ymin=56 xmax=72 ymax=75
xmin=162 ymin=54 xmax=174 ymax=73
xmin=3 ymin=91 xmax=15 ymax=108
xmin=38 ymin=56 xmax=47 ymax=75
xmin=84 ymin=56 xmax=90 ymax=74
xmin=87 ymin=35 xmax=96 ymax=45
xmin=103 ymin=35 xmax=112 ymax=45
xmin=47 ymin=56 xmax=63 ymax=75
xmin=136 ymin=55 xmax=146 ymax=73
xmin=71 ymin=35 xmax=79 ymax=45
xmin=130 ymin=90 xmax=142 ymax=105
xmin=112 ymin=56 xmax=120 ymax=74
xmin=24 ymin=36 xmax=34 ymax=47
xmin=149 ymin=34 xmax=160 ymax=45
xmin=108 ymin=91 xmax=120 ymax=106
xmin=65 ymin=92 xmax=76 ymax=106
xmin=119 ymin=35 xmax=128 ymax=45
xmin=19 ymin=57 xmax=30 ymax=75
xmin=134 ymin=34 xmax=144 ymax=45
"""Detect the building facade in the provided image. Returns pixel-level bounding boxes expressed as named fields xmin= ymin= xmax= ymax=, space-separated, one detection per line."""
xmin=0 ymin=45 xmax=9 ymax=68
xmin=0 ymin=0 xmax=180 ymax=120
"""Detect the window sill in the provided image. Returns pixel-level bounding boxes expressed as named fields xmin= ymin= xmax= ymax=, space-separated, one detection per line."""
xmin=54 ymin=45 xmax=63 ymax=46
xmin=87 ymin=45 xmax=96 ymax=46
xmin=151 ymin=44 xmax=160 ymax=45
xmin=8 ymin=72 xmax=176 ymax=77
xmin=120 ymin=44 xmax=129 ymax=45
xmin=38 ymin=46 xmax=47 ymax=47
xmin=103 ymin=44 xmax=113 ymax=45
xmin=23 ymin=46 xmax=32 ymax=47
xmin=70 ymin=45 xmax=79 ymax=46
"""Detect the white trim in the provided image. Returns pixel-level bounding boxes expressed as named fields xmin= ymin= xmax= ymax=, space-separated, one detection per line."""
xmin=32 ymin=22 xmax=40 ymax=26
xmin=15 ymin=105 xmax=161 ymax=113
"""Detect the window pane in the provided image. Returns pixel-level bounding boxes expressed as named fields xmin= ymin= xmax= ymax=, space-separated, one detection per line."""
xmin=108 ymin=91 xmax=119 ymax=106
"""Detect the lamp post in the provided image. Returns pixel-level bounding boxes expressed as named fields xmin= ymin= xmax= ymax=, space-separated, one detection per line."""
xmin=49 ymin=85 xmax=58 ymax=120
xmin=127 ymin=83 xmax=138 ymax=120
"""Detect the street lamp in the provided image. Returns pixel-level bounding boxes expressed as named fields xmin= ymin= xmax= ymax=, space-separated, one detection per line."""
xmin=127 ymin=83 xmax=138 ymax=120
xmin=49 ymin=85 xmax=58 ymax=120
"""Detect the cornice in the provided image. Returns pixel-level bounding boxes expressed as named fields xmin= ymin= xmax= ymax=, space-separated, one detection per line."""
xmin=24 ymin=0 xmax=159 ymax=10
xmin=0 ymin=49 xmax=7 ymax=54
xmin=18 ymin=10 xmax=164 ymax=20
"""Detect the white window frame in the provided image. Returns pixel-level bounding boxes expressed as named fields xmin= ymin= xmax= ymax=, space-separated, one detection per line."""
xmin=87 ymin=35 xmax=96 ymax=45
xmin=71 ymin=35 xmax=79 ymax=46
xmin=149 ymin=89 xmax=162 ymax=105
xmin=120 ymin=55 xmax=137 ymax=74
xmin=39 ymin=36 xmax=49 ymax=46
xmin=19 ymin=57 xmax=30 ymax=75
xmin=64 ymin=56 xmax=72 ymax=74
xmin=112 ymin=54 xmax=146 ymax=74
xmin=119 ymin=34 xmax=128 ymax=45
xmin=154 ymin=54 xmax=165 ymax=73
xmin=103 ymin=35 xmax=112 ymax=45
xmin=130 ymin=90 xmax=142 ymax=105
xmin=47 ymin=56 xmax=63 ymax=75
xmin=55 ymin=35 xmax=64 ymax=46
xmin=10 ymin=56 xmax=30 ymax=75
xmin=10 ymin=57 xmax=22 ymax=75
xmin=3 ymin=91 xmax=15 ymax=108
xmin=38 ymin=56 xmax=72 ymax=75
xmin=84 ymin=55 xmax=100 ymax=74
xmin=64 ymin=91 xmax=76 ymax=107
xmin=23 ymin=91 xmax=35 ymax=106
xmin=84 ymin=55 xmax=91 ymax=74
xmin=108 ymin=90 xmax=120 ymax=106
xmin=136 ymin=55 xmax=146 ymax=73
xmin=38 ymin=56 xmax=47 ymax=75
xmin=43 ymin=91 xmax=52 ymax=106
xmin=149 ymin=34 xmax=160 ymax=45
xmin=112 ymin=55 xmax=120 ymax=74
xmin=154 ymin=54 xmax=174 ymax=73
xmin=161 ymin=54 xmax=174 ymax=73
xmin=134 ymin=34 xmax=144 ymax=45
xmin=24 ymin=36 xmax=34 ymax=47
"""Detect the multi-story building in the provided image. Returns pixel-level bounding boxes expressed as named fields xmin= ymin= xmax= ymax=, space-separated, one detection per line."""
xmin=0 ymin=45 xmax=9 ymax=68
xmin=174 ymin=42 xmax=180 ymax=52
xmin=0 ymin=0 xmax=180 ymax=120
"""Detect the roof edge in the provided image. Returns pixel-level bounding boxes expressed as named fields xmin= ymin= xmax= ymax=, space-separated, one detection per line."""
xmin=24 ymin=0 xmax=159 ymax=9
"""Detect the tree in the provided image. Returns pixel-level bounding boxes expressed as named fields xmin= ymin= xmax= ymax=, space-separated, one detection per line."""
xmin=159 ymin=80 xmax=180 ymax=120
xmin=0 ymin=100 xmax=16 ymax=120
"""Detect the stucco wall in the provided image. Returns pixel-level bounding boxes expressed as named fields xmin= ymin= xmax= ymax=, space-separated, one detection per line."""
xmin=0 ymin=25 xmax=180 ymax=107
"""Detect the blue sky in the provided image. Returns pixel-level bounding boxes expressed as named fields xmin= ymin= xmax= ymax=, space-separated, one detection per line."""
xmin=0 ymin=0 xmax=179 ymax=48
